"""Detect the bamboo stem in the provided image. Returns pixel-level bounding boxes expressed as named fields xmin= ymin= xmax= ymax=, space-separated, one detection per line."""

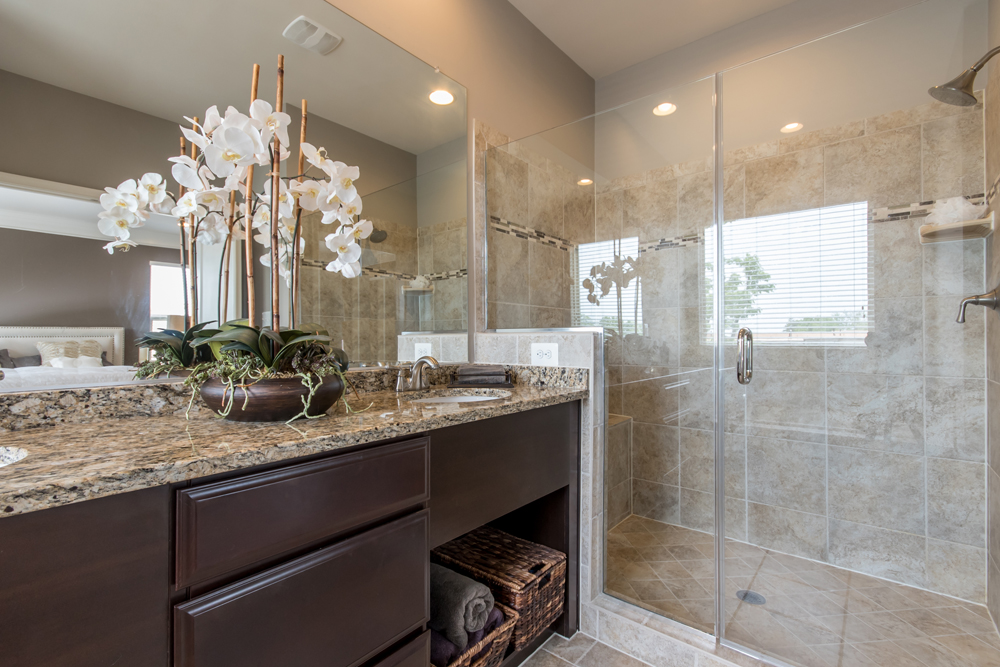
xmin=221 ymin=190 xmax=237 ymax=323
xmin=270 ymin=54 xmax=284 ymax=332
xmin=186 ymin=117 xmax=199 ymax=329
xmin=291 ymin=98 xmax=307 ymax=328
xmin=244 ymin=64 xmax=260 ymax=327
xmin=178 ymin=136 xmax=190 ymax=327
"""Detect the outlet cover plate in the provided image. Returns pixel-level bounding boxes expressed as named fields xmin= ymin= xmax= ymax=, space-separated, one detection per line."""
xmin=414 ymin=343 xmax=433 ymax=358
xmin=531 ymin=343 xmax=559 ymax=366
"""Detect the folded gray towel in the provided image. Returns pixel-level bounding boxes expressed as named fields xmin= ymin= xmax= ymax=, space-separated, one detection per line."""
xmin=429 ymin=564 xmax=495 ymax=651
xmin=457 ymin=364 xmax=506 ymax=376
xmin=453 ymin=375 xmax=506 ymax=384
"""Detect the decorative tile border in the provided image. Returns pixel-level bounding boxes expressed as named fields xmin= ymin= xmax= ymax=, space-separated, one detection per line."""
xmin=870 ymin=194 xmax=985 ymax=223
xmin=489 ymin=216 xmax=574 ymax=252
xmin=638 ymin=233 xmax=702 ymax=254
xmin=988 ymin=173 xmax=1000 ymax=207
xmin=301 ymin=259 xmax=466 ymax=283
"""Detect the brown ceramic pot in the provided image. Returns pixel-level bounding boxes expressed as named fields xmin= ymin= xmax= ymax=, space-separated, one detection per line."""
xmin=199 ymin=374 xmax=345 ymax=422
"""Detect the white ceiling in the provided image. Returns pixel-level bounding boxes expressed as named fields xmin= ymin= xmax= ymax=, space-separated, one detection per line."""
xmin=508 ymin=0 xmax=800 ymax=79
xmin=0 ymin=0 xmax=466 ymax=155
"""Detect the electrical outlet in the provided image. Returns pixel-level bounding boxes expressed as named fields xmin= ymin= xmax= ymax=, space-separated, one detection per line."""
xmin=414 ymin=343 xmax=433 ymax=358
xmin=531 ymin=343 xmax=559 ymax=366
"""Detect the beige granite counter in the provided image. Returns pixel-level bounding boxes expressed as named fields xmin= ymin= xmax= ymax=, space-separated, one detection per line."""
xmin=0 ymin=383 xmax=586 ymax=518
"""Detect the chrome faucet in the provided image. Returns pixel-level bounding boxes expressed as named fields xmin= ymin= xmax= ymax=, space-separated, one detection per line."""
xmin=957 ymin=288 xmax=1000 ymax=323
xmin=396 ymin=355 xmax=440 ymax=392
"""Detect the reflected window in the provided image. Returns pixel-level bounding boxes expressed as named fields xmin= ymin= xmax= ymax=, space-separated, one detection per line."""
xmin=149 ymin=262 xmax=185 ymax=331
xmin=573 ymin=237 xmax=643 ymax=334
xmin=710 ymin=202 xmax=870 ymax=345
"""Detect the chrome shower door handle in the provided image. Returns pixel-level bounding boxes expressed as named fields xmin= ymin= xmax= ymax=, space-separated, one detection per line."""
xmin=737 ymin=327 xmax=753 ymax=385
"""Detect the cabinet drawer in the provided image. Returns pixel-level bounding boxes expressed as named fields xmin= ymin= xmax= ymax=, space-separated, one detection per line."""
xmin=174 ymin=510 xmax=429 ymax=667
xmin=373 ymin=631 xmax=430 ymax=667
xmin=176 ymin=437 xmax=429 ymax=588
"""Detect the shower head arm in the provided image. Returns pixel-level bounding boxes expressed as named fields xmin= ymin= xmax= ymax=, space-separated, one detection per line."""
xmin=969 ymin=45 xmax=1000 ymax=73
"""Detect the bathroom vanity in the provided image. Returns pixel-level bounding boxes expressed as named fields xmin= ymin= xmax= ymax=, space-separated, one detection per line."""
xmin=0 ymin=382 xmax=584 ymax=667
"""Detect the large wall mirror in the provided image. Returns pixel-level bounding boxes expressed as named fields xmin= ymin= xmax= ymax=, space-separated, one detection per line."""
xmin=0 ymin=0 xmax=468 ymax=392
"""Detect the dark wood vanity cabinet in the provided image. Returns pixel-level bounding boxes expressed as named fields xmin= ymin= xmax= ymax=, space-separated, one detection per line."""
xmin=0 ymin=401 xmax=580 ymax=667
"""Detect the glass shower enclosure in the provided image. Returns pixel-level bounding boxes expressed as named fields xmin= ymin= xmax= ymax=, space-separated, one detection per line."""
xmin=485 ymin=0 xmax=996 ymax=664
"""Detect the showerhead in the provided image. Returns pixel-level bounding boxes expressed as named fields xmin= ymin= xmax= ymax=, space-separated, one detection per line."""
xmin=369 ymin=228 xmax=388 ymax=243
xmin=928 ymin=68 xmax=979 ymax=107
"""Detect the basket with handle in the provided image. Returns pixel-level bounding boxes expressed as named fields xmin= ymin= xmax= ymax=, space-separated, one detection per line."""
xmin=431 ymin=527 xmax=567 ymax=650
xmin=450 ymin=602 xmax=519 ymax=667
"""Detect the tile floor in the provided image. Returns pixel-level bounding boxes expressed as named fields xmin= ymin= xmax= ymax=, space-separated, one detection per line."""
xmin=521 ymin=633 xmax=645 ymax=667
xmin=604 ymin=515 xmax=1000 ymax=666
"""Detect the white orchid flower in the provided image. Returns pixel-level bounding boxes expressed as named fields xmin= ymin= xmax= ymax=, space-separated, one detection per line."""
xmin=102 ymin=239 xmax=138 ymax=254
xmin=262 ymin=178 xmax=294 ymax=219
xmin=186 ymin=105 xmax=223 ymax=136
xmin=326 ymin=256 xmax=362 ymax=278
xmin=250 ymin=99 xmax=292 ymax=147
xmin=253 ymin=231 xmax=271 ymax=249
xmin=150 ymin=193 xmax=176 ymax=215
xmin=100 ymin=182 xmax=140 ymax=214
xmin=301 ymin=142 xmax=337 ymax=176
xmin=140 ymin=173 xmax=168 ymax=205
xmin=290 ymin=179 xmax=324 ymax=211
xmin=320 ymin=207 xmax=341 ymax=225
xmin=337 ymin=198 xmax=363 ymax=225
xmin=325 ymin=232 xmax=362 ymax=265
xmin=196 ymin=212 xmax=227 ymax=245
xmin=330 ymin=162 xmax=360 ymax=203
xmin=168 ymin=155 xmax=203 ymax=190
xmin=347 ymin=219 xmax=373 ymax=241
xmin=180 ymin=125 xmax=209 ymax=151
xmin=223 ymin=165 xmax=247 ymax=192
xmin=196 ymin=188 xmax=228 ymax=212
xmin=204 ymin=125 xmax=259 ymax=178
xmin=97 ymin=208 xmax=133 ymax=239
xmin=252 ymin=205 xmax=271 ymax=229
xmin=171 ymin=191 xmax=205 ymax=219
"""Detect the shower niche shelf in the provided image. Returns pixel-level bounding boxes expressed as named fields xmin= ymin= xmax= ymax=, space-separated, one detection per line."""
xmin=919 ymin=211 xmax=994 ymax=244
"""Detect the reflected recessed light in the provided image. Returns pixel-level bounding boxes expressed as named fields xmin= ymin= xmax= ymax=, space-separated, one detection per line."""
xmin=781 ymin=122 xmax=804 ymax=133
xmin=577 ymin=178 xmax=593 ymax=186
xmin=653 ymin=102 xmax=677 ymax=116
xmin=429 ymin=90 xmax=454 ymax=105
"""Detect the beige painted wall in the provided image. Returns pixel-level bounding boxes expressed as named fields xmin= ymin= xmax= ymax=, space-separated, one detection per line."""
xmin=324 ymin=0 xmax=596 ymax=140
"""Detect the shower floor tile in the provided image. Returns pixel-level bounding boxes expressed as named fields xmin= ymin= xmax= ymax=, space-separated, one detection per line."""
xmin=605 ymin=515 xmax=1000 ymax=667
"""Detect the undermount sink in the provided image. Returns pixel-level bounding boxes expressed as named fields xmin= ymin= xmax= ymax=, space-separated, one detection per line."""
xmin=407 ymin=388 xmax=512 ymax=404
xmin=0 ymin=447 xmax=28 ymax=468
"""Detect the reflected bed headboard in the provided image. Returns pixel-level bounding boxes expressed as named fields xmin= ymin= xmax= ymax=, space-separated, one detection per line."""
xmin=0 ymin=326 xmax=125 ymax=365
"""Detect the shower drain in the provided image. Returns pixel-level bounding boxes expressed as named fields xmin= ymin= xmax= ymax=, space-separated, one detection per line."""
xmin=735 ymin=589 xmax=766 ymax=605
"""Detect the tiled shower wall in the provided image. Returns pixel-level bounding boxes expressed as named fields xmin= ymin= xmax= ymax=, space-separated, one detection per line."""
xmin=486 ymin=94 xmax=991 ymax=602
xmin=415 ymin=217 xmax=468 ymax=332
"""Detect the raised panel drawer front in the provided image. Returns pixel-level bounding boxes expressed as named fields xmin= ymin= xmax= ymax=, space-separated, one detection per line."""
xmin=174 ymin=510 xmax=429 ymax=667
xmin=373 ymin=631 xmax=430 ymax=667
xmin=176 ymin=437 xmax=429 ymax=588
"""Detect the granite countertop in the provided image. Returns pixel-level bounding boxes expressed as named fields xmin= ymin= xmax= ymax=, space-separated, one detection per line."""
xmin=0 ymin=384 xmax=586 ymax=518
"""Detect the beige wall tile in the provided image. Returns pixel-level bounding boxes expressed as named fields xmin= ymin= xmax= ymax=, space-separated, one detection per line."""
xmin=628 ymin=308 xmax=677 ymax=366
xmin=828 ymin=519 xmax=926 ymax=588
xmin=826 ymin=373 xmax=923 ymax=454
xmin=640 ymin=248 xmax=681 ymax=310
xmin=726 ymin=498 xmax=748 ymax=542
xmin=926 ymin=539 xmax=987 ymax=603
xmin=528 ymin=164 xmax=565 ymax=238
xmin=873 ymin=218 xmax=923 ymax=298
xmin=633 ymin=478 xmax=679 ymax=524
xmin=866 ymin=98 xmax=980 ymax=135
xmin=745 ymin=370 xmax=826 ymax=443
xmin=927 ymin=458 xmax=986 ymax=547
xmin=529 ymin=306 xmax=571 ymax=328
xmin=724 ymin=141 xmax=779 ymax=167
xmin=607 ymin=418 xmax=631 ymax=489
xmin=528 ymin=243 xmax=570 ymax=309
xmin=679 ymin=307 xmax=713 ymax=369
xmin=925 ymin=376 xmax=987 ymax=462
xmin=778 ymin=120 xmax=865 ymax=154
xmin=622 ymin=368 xmax=680 ymax=425
xmin=680 ymin=488 xmax=714 ymax=533
xmin=722 ymin=163 xmax=746 ymax=223
xmin=826 ymin=296 xmax=924 ymax=376
xmin=745 ymin=146 xmax=824 ymax=217
xmin=679 ymin=427 xmax=714 ymax=493
xmin=923 ymin=238 xmax=986 ymax=298
xmin=746 ymin=436 xmax=826 ymax=514
xmin=486 ymin=148 xmax=528 ymax=223
xmin=747 ymin=502 xmax=827 ymax=561
xmin=990 ymin=380 xmax=1000 ymax=472
xmin=990 ymin=468 xmax=1000 ymax=567
xmin=564 ymin=186 xmax=595 ymax=246
xmin=751 ymin=345 xmax=824 ymax=373
xmin=632 ymin=422 xmax=678 ymax=486
xmin=925 ymin=295 xmax=986 ymax=378
xmin=923 ymin=112 xmax=986 ymax=201
xmin=487 ymin=227 xmax=529 ymax=306
xmin=825 ymin=127 xmax=922 ymax=209
xmin=828 ymin=446 xmax=926 ymax=534
xmin=596 ymin=190 xmax=623 ymax=242
xmin=624 ymin=180 xmax=678 ymax=242
xmin=677 ymin=171 xmax=713 ymax=233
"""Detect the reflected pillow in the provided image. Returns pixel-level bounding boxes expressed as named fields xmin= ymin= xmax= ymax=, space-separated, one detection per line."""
xmin=12 ymin=354 xmax=41 ymax=368
xmin=49 ymin=356 xmax=77 ymax=368
xmin=101 ymin=351 xmax=114 ymax=367
xmin=77 ymin=356 xmax=103 ymax=368
xmin=0 ymin=349 xmax=13 ymax=369
xmin=36 ymin=341 xmax=79 ymax=366
xmin=78 ymin=340 xmax=102 ymax=359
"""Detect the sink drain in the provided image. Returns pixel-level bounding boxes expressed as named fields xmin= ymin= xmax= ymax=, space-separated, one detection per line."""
xmin=736 ymin=589 xmax=766 ymax=605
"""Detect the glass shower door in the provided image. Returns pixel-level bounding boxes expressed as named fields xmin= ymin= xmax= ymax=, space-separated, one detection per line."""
xmin=718 ymin=1 xmax=996 ymax=665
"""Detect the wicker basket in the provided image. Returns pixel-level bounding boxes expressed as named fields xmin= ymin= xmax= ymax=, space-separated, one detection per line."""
xmin=432 ymin=527 xmax=567 ymax=651
xmin=450 ymin=602 xmax=519 ymax=667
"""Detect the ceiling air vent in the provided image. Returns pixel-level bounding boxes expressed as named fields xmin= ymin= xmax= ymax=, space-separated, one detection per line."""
xmin=282 ymin=16 xmax=343 ymax=56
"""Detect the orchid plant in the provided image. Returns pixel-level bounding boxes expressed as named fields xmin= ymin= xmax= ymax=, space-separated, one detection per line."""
xmin=97 ymin=95 xmax=372 ymax=325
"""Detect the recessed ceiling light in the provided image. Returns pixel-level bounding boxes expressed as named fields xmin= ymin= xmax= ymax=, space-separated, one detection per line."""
xmin=653 ymin=102 xmax=677 ymax=116
xmin=781 ymin=122 xmax=804 ymax=133
xmin=429 ymin=90 xmax=454 ymax=105
xmin=577 ymin=178 xmax=593 ymax=186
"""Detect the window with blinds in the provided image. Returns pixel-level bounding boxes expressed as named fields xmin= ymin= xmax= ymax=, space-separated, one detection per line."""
xmin=707 ymin=201 xmax=871 ymax=346
xmin=572 ymin=237 xmax=644 ymax=334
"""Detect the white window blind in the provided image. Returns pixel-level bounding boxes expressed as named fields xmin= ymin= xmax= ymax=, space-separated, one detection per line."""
xmin=572 ymin=237 xmax=643 ymax=334
xmin=707 ymin=201 xmax=871 ymax=346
